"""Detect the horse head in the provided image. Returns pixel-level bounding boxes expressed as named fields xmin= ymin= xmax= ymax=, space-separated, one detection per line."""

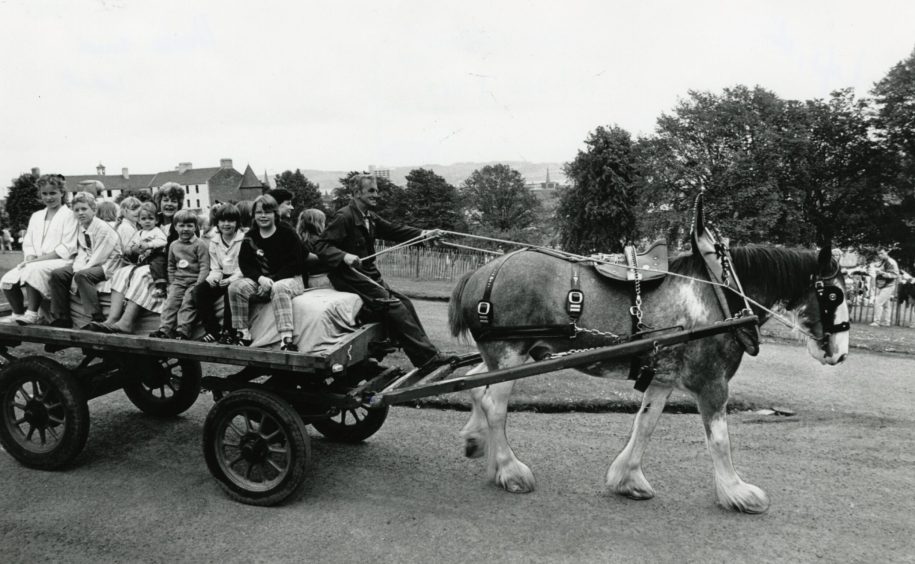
xmin=799 ymin=244 xmax=850 ymax=365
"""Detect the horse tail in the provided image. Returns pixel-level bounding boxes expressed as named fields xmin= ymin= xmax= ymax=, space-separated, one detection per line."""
xmin=449 ymin=270 xmax=475 ymax=340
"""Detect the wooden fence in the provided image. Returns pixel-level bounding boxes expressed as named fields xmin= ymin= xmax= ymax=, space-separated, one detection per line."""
xmin=374 ymin=241 xmax=496 ymax=282
xmin=847 ymin=294 xmax=915 ymax=327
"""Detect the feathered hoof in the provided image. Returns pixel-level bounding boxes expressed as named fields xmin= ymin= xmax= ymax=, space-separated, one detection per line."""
xmin=496 ymin=461 xmax=536 ymax=494
xmin=607 ymin=468 xmax=656 ymax=500
xmin=464 ymin=436 xmax=486 ymax=459
xmin=717 ymin=480 xmax=770 ymax=514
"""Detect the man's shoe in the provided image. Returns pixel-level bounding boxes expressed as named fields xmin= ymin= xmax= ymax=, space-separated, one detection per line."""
xmin=280 ymin=337 xmax=299 ymax=352
xmin=415 ymin=351 xmax=459 ymax=375
xmin=49 ymin=318 xmax=72 ymax=329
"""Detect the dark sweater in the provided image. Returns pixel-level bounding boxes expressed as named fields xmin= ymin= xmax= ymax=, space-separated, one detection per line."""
xmin=238 ymin=223 xmax=305 ymax=282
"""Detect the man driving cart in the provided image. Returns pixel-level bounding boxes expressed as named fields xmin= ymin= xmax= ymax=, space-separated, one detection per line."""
xmin=314 ymin=174 xmax=454 ymax=374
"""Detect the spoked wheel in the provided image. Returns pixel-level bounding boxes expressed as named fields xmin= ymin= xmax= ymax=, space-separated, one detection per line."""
xmin=311 ymin=403 xmax=389 ymax=443
xmin=203 ymin=389 xmax=311 ymax=506
xmin=0 ymin=356 xmax=90 ymax=469
xmin=122 ymin=357 xmax=202 ymax=417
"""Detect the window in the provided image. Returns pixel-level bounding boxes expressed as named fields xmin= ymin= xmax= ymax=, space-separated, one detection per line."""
xmin=185 ymin=186 xmax=189 ymax=194
xmin=195 ymin=185 xmax=199 ymax=194
xmin=107 ymin=190 xmax=112 ymax=198
xmin=196 ymin=199 xmax=200 ymax=208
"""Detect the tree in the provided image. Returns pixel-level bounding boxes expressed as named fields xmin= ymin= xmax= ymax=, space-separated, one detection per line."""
xmin=871 ymin=46 xmax=915 ymax=267
xmin=274 ymin=169 xmax=324 ymax=219
xmin=461 ymin=164 xmax=540 ymax=232
xmin=558 ymin=126 xmax=640 ymax=254
xmin=5 ymin=172 xmax=42 ymax=235
xmin=640 ymin=86 xmax=800 ymax=246
xmin=402 ymin=168 xmax=465 ymax=230
xmin=331 ymin=171 xmax=407 ymax=220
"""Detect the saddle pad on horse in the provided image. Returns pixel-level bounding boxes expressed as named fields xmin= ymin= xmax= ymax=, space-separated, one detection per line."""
xmin=593 ymin=241 xmax=668 ymax=282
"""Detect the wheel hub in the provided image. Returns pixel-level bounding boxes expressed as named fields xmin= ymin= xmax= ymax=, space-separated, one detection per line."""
xmin=23 ymin=399 xmax=49 ymax=429
xmin=239 ymin=433 xmax=268 ymax=463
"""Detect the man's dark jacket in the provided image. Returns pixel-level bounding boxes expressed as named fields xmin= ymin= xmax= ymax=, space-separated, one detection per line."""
xmin=315 ymin=202 xmax=420 ymax=280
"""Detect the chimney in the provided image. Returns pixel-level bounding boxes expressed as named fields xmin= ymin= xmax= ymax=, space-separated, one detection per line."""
xmin=96 ymin=163 xmax=106 ymax=176
xmin=121 ymin=167 xmax=129 ymax=179
xmin=30 ymin=167 xmax=41 ymax=178
xmin=177 ymin=162 xmax=192 ymax=174
xmin=220 ymin=158 xmax=233 ymax=169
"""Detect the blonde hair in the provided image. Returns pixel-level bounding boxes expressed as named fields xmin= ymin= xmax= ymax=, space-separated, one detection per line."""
xmin=296 ymin=208 xmax=326 ymax=243
xmin=71 ymin=191 xmax=98 ymax=210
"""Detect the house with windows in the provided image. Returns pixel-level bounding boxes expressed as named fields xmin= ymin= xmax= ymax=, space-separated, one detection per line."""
xmin=65 ymin=159 xmax=265 ymax=211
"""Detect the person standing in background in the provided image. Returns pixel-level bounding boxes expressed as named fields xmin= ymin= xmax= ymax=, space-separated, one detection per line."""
xmin=870 ymin=247 xmax=899 ymax=327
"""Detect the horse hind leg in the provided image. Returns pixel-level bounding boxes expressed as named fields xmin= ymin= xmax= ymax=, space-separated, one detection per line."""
xmin=606 ymin=382 xmax=673 ymax=500
xmin=696 ymin=385 xmax=770 ymax=514
xmin=460 ymin=363 xmax=488 ymax=459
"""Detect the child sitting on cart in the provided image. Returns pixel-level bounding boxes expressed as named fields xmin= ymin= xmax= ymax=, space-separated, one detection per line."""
xmin=0 ymin=174 xmax=79 ymax=325
xmin=224 ymin=195 xmax=306 ymax=351
xmin=47 ymin=192 xmax=121 ymax=328
xmin=193 ymin=203 xmax=245 ymax=343
xmin=149 ymin=210 xmax=209 ymax=340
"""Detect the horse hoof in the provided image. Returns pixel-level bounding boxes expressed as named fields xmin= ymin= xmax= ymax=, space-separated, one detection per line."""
xmin=717 ymin=481 xmax=770 ymax=514
xmin=607 ymin=466 xmax=655 ymax=500
xmin=464 ymin=437 xmax=485 ymax=459
xmin=496 ymin=461 xmax=536 ymax=494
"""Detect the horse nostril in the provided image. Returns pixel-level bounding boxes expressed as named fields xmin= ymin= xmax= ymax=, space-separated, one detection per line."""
xmin=837 ymin=354 xmax=847 ymax=364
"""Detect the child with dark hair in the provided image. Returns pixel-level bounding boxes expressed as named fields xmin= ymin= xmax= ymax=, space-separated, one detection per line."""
xmin=150 ymin=209 xmax=209 ymax=339
xmin=194 ymin=203 xmax=244 ymax=342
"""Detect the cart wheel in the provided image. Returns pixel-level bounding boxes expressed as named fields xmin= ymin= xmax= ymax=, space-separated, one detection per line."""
xmin=203 ymin=389 xmax=311 ymax=506
xmin=311 ymin=403 xmax=389 ymax=443
xmin=0 ymin=356 xmax=90 ymax=470
xmin=123 ymin=358 xmax=202 ymax=417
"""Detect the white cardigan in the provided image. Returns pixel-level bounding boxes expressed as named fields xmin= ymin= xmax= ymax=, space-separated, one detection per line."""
xmin=22 ymin=206 xmax=79 ymax=260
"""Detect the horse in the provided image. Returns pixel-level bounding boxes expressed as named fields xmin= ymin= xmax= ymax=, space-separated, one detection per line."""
xmin=447 ymin=237 xmax=849 ymax=513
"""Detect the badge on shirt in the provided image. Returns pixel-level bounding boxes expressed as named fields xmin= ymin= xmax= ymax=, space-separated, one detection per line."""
xmin=177 ymin=259 xmax=189 ymax=269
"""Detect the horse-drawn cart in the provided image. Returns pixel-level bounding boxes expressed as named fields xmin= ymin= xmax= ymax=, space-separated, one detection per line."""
xmin=0 ymin=314 xmax=758 ymax=506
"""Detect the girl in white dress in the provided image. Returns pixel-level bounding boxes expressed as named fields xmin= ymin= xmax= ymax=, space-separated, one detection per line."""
xmin=1 ymin=174 xmax=79 ymax=324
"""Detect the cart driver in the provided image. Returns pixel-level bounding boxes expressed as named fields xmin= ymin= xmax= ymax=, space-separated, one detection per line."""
xmin=314 ymin=175 xmax=454 ymax=374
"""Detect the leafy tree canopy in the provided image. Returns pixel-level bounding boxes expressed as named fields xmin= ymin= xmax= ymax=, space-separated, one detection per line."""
xmin=460 ymin=164 xmax=540 ymax=232
xmin=558 ymin=125 xmax=640 ymax=254
xmin=403 ymin=168 xmax=465 ymax=231
xmin=5 ymin=173 xmax=42 ymax=234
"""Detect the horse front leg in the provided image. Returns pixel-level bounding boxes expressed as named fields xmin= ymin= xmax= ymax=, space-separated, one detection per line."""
xmin=696 ymin=382 xmax=770 ymax=513
xmin=480 ymin=379 xmax=535 ymax=493
xmin=606 ymin=382 xmax=672 ymax=500
xmin=460 ymin=363 xmax=488 ymax=459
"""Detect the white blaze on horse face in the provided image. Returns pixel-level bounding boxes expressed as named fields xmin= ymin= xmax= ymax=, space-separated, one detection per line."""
xmin=805 ymin=300 xmax=850 ymax=365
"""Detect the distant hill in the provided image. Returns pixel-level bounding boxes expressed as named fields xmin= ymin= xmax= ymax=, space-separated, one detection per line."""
xmin=265 ymin=161 xmax=570 ymax=193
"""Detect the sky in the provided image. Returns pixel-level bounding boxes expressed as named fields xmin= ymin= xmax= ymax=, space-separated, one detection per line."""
xmin=1 ymin=0 xmax=914 ymax=186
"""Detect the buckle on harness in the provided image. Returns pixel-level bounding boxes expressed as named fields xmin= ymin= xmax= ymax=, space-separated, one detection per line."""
xmin=567 ymin=290 xmax=583 ymax=316
xmin=477 ymin=301 xmax=492 ymax=324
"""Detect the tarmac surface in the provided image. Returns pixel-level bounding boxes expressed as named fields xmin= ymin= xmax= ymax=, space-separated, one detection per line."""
xmin=1 ymin=342 xmax=913 ymax=563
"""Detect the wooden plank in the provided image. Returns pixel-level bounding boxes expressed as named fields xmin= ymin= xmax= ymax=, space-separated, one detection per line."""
xmin=0 ymin=322 xmax=385 ymax=373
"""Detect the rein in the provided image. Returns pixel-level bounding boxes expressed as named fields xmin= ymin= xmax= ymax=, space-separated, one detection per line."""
xmin=360 ymin=228 xmax=836 ymax=343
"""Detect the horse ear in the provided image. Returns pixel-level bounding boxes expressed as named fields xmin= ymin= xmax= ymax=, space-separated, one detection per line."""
xmin=691 ymin=193 xmax=706 ymax=239
xmin=818 ymin=243 xmax=833 ymax=274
